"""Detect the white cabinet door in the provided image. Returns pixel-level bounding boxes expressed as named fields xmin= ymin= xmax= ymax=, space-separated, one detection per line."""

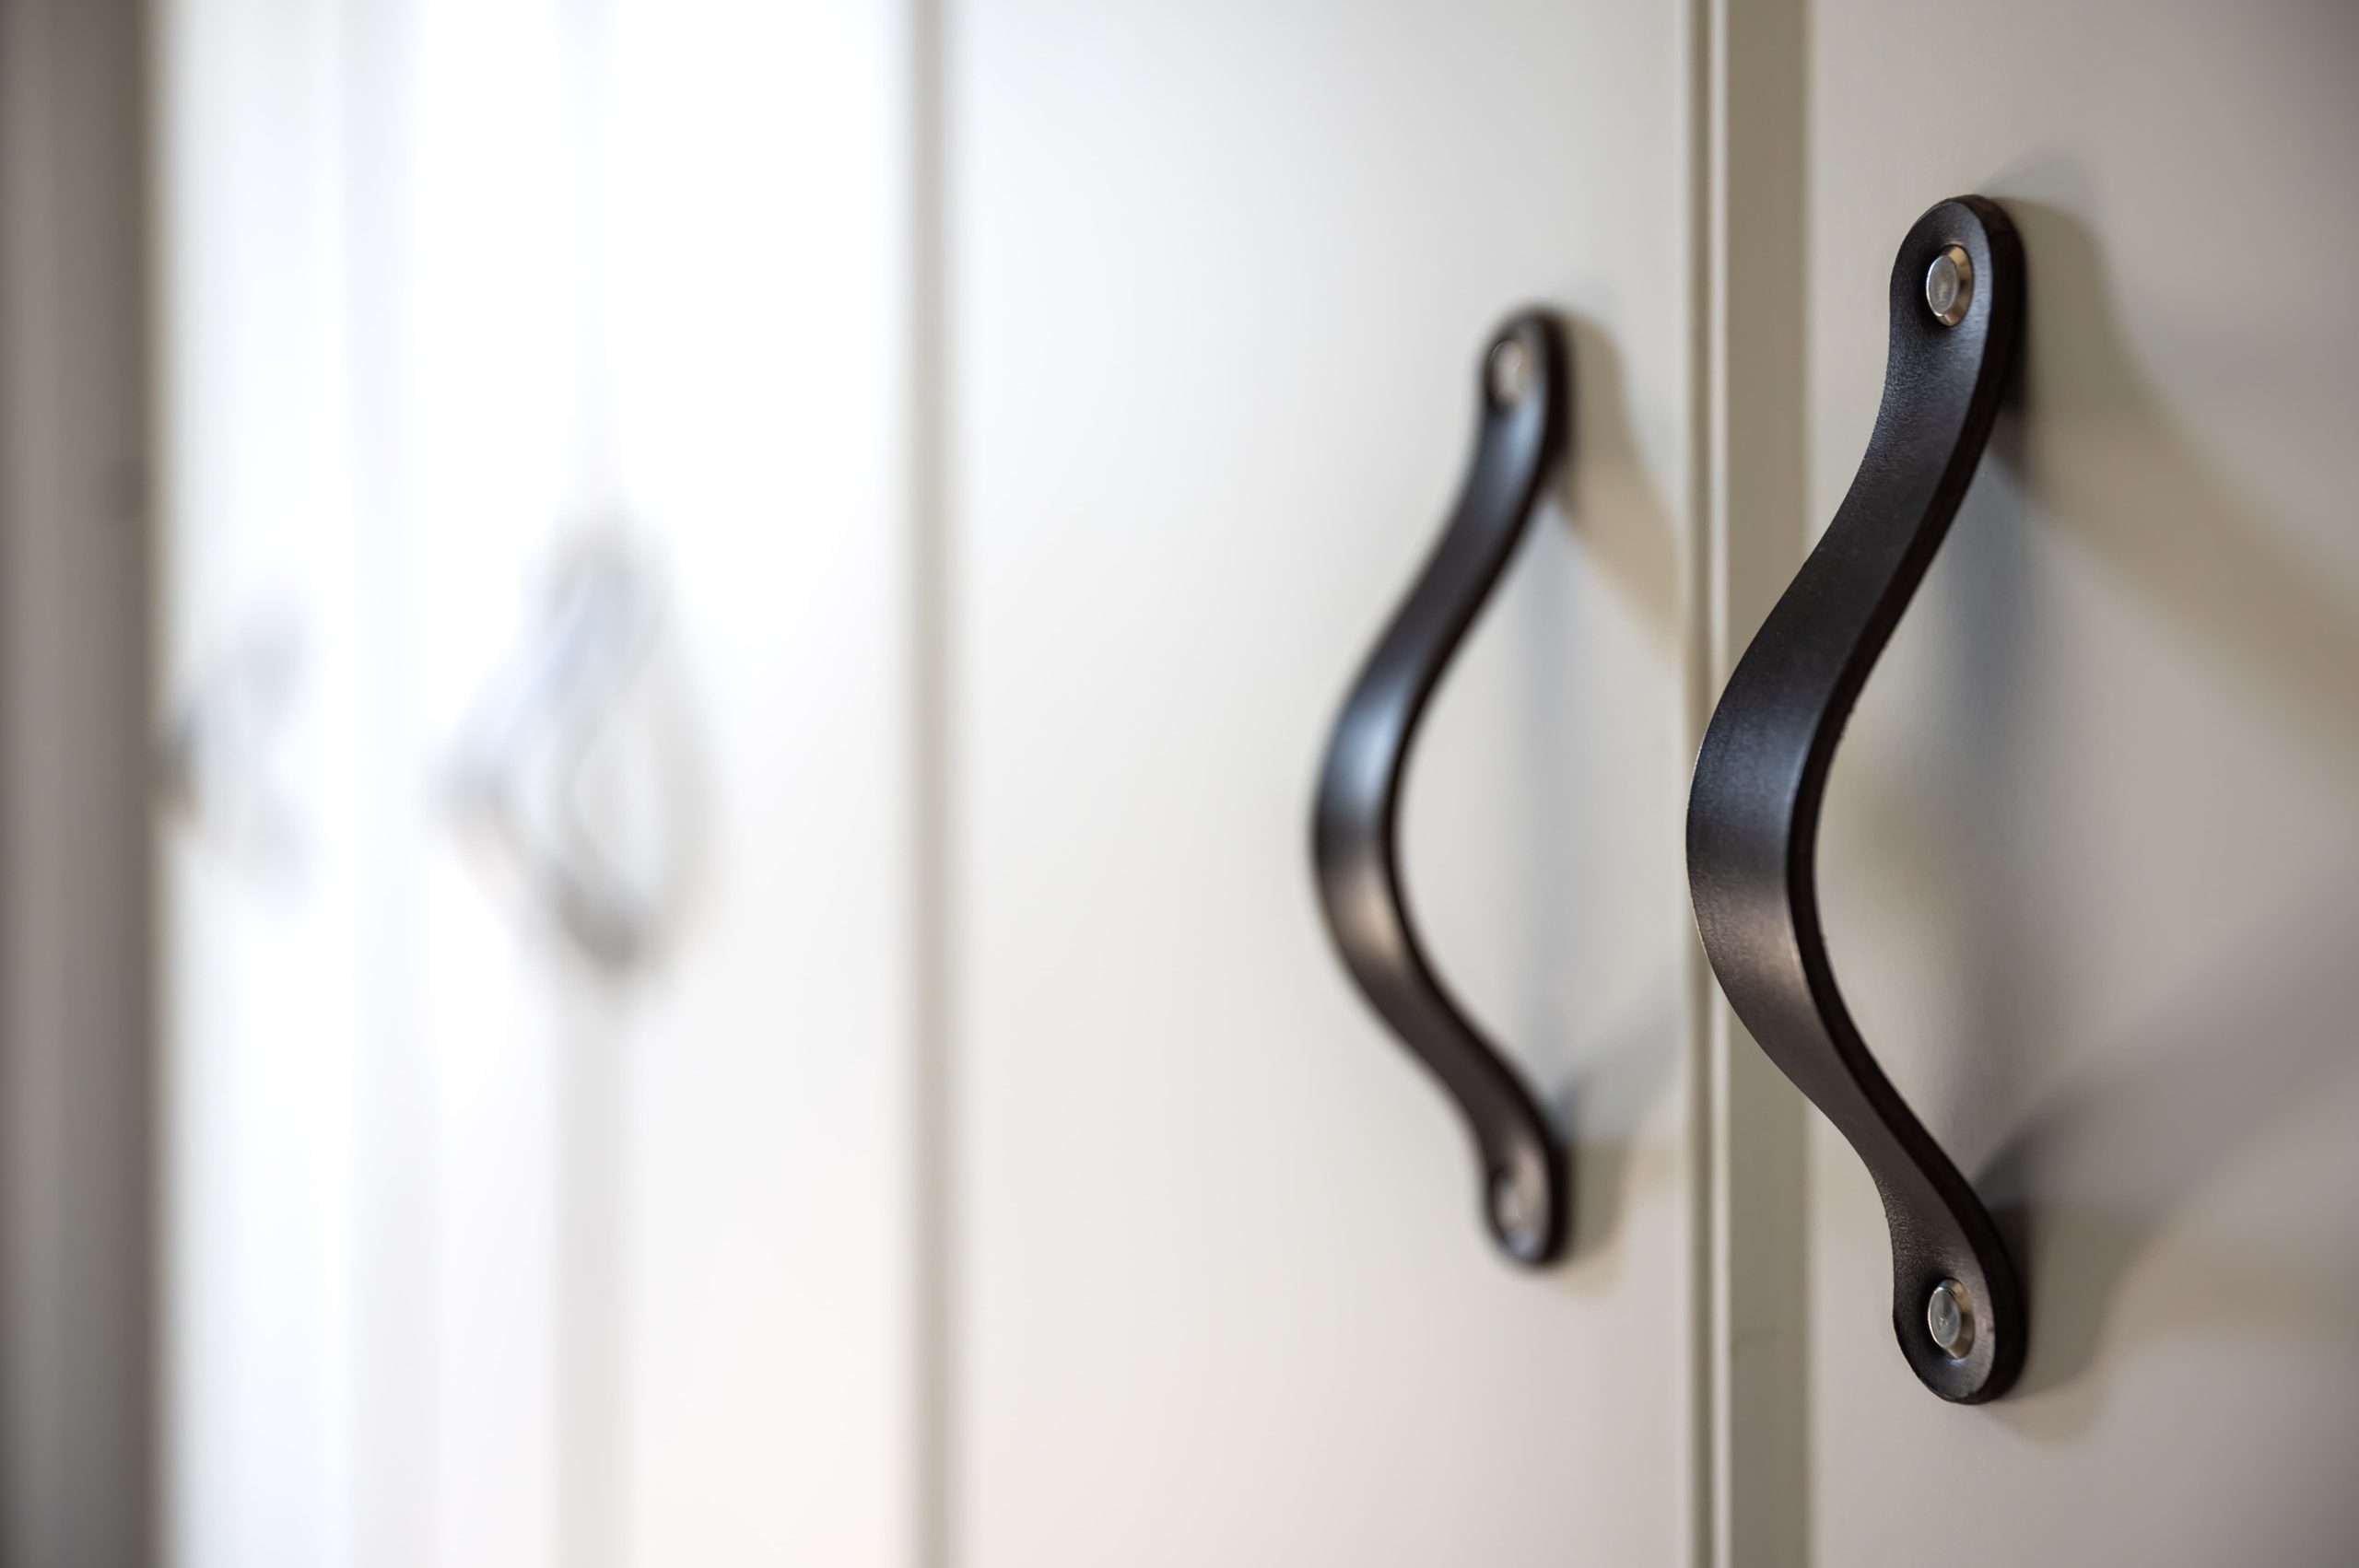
xmin=1712 ymin=2 xmax=2359 ymax=1562
xmin=156 ymin=6 xmax=383 ymax=1559
xmin=156 ymin=3 xmax=920 ymax=1565
xmin=945 ymin=1 xmax=1707 ymax=1562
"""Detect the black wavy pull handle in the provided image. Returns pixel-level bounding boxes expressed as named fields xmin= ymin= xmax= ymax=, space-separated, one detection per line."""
xmin=1313 ymin=312 xmax=1569 ymax=1265
xmin=1687 ymin=197 xmax=2025 ymax=1400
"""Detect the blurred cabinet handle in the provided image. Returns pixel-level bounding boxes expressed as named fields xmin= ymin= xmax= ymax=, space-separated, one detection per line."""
xmin=1686 ymin=196 xmax=2026 ymax=1401
xmin=1312 ymin=312 xmax=1570 ymax=1265
xmin=156 ymin=610 xmax=307 ymax=871
xmin=450 ymin=544 xmax=668 ymax=972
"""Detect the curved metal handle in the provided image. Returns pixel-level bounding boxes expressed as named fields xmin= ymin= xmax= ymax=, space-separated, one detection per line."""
xmin=1313 ymin=311 xmax=1570 ymax=1265
xmin=450 ymin=543 xmax=670 ymax=972
xmin=1686 ymin=197 xmax=2025 ymax=1400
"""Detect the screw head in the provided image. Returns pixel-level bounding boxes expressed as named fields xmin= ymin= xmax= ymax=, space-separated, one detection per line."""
xmin=1489 ymin=1164 xmax=1546 ymax=1258
xmin=1925 ymin=244 xmax=1974 ymax=327
xmin=1487 ymin=337 xmax=1533 ymax=406
xmin=1926 ymin=1278 xmax=1977 ymax=1357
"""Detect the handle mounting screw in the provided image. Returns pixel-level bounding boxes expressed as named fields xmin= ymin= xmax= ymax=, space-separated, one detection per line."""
xmin=1927 ymin=1278 xmax=1977 ymax=1357
xmin=1488 ymin=338 xmax=1533 ymax=405
xmin=1925 ymin=244 xmax=1973 ymax=326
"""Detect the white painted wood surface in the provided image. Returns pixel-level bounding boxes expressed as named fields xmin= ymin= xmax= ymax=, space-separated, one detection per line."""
xmin=1728 ymin=2 xmax=2359 ymax=1562
xmin=155 ymin=2 xmax=920 ymax=1563
xmin=943 ymin=1 xmax=1706 ymax=1561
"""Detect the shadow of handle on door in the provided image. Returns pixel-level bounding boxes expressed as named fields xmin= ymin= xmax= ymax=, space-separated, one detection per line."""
xmin=1312 ymin=311 xmax=1571 ymax=1266
xmin=1686 ymin=196 xmax=2027 ymax=1401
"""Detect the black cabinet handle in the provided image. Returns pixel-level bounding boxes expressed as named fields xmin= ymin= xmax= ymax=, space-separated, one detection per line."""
xmin=1313 ymin=312 xmax=1569 ymax=1265
xmin=1687 ymin=197 xmax=2025 ymax=1400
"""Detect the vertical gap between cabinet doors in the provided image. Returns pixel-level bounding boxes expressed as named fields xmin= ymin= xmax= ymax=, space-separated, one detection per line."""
xmin=904 ymin=0 xmax=957 ymax=1561
xmin=1700 ymin=0 xmax=1816 ymax=1562
xmin=1682 ymin=0 xmax=1719 ymax=1562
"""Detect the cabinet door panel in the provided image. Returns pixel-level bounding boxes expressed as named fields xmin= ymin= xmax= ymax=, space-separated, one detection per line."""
xmin=1778 ymin=4 xmax=2359 ymax=1561
xmin=948 ymin=2 xmax=1701 ymax=1562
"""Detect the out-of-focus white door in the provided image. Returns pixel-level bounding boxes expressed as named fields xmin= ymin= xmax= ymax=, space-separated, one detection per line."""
xmin=156 ymin=3 xmax=920 ymax=1565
